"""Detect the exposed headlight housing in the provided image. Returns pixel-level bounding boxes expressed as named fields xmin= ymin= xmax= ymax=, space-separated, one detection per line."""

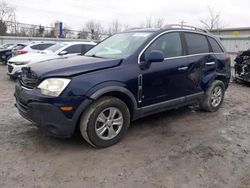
xmin=38 ymin=78 xmax=71 ymax=97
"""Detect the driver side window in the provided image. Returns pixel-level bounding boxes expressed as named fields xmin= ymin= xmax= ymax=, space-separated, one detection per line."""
xmin=142 ymin=32 xmax=183 ymax=61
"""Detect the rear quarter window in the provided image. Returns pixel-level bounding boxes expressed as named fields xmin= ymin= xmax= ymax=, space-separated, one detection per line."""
xmin=185 ymin=33 xmax=210 ymax=54
xmin=208 ymin=37 xmax=224 ymax=53
xmin=30 ymin=43 xmax=54 ymax=50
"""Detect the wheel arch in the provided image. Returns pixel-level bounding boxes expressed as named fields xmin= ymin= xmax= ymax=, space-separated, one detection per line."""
xmin=89 ymin=86 xmax=138 ymax=120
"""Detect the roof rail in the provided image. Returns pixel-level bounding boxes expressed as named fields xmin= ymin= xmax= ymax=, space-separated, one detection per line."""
xmin=124 ymin=27 xmax=144 ymax=32
xmin=163 ymin=24 xmax=209 ymax=33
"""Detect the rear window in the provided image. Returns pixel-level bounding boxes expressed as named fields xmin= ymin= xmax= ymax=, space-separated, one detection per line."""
xmin=185 ymin=33 xmax=210 ymax=54
xmin=208 ymin=37 xmax=224 ymax=53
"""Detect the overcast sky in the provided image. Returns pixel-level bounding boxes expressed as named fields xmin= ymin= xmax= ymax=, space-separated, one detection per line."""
xmin=8 ymin=0 xmax=250 ymax=30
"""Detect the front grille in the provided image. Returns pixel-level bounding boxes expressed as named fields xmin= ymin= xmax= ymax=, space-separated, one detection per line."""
xmin=8 ymin=65 xmax=13 ymax=73
xmin=20 ymin=67 xmax=39 ymax=89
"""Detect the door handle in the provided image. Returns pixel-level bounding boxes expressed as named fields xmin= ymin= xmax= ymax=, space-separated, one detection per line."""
xmin=206 ymin=62 xmax=215 ymax=65
xmin=178 ymin=66 xmax=188 ymax=71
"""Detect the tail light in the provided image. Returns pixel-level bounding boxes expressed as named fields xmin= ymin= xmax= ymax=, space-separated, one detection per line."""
xmin=18 ymin=50 xmax=28 ymax=55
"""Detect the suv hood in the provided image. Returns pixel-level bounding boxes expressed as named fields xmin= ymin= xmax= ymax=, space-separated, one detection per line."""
xmin=28 ymin=55 xmax=122 ymax=79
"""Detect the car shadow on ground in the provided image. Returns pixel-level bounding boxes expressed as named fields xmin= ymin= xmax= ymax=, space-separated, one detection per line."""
xmin=23 ymin=105 xmax=200 ymax=151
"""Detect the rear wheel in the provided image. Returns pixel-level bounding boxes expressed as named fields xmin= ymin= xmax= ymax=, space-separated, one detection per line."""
xmin=200 ymin=80 xmax=225 ymax=112
xmin=79 ymin=96 xmax=130 ymax=148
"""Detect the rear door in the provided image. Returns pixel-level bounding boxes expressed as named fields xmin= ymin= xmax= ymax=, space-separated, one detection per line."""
xmin=182 ymin=32 xmax=212 ymax=95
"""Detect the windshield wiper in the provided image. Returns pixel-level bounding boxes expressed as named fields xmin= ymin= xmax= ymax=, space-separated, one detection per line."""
xmin=85 ymin=54 xmax=105 ymax=58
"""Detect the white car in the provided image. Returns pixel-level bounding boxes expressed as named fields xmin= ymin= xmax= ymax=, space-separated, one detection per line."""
xmin=7 ymin=41 xmax=96 ymax=79
xmin=13 ymin=41 xmax=56 ymax=56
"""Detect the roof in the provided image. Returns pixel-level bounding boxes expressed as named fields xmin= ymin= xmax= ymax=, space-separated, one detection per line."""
xmin=60 ymin=41 xmax=96 ymax=45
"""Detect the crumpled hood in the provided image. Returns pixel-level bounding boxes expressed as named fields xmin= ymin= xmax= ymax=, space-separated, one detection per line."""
xmin=28 ymin=55 xmax=122 ymax=79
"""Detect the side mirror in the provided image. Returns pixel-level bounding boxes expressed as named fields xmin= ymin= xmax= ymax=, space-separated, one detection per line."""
xmin=58 ymin=51 xmax=68 ymax=56
xmin=140 ymin=50 xmax=164 ymax=70
xmin=145 ymin=50 xmax=164 ymax=64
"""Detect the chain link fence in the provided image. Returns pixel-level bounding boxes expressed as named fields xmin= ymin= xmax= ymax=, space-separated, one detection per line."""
xmin=2 ymin=20 xmax=108 ymax=40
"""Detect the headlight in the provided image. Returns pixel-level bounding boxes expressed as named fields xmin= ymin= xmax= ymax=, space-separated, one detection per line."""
xmin=38 ymin=78 xmax=71 ymax=97
xmin=14 ymin=61 xmax=30 ymax=65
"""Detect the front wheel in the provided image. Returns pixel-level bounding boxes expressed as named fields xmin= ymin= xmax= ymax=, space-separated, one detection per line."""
xmin=200 ymin=80 xmax=225 ymax=112
xmin=79 ymin=96 xmax=130 ymax=148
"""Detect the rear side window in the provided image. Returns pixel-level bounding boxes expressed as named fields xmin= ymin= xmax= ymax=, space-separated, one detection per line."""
xmin=64 ymin=44 xmax=82 ymax=54
xmin=30 ymin=44 xmax=42 ymax=50
xmin=208 ymin=37 xmax=224 ymax=53
xmin=185 ymin=33 xmax=210 ymax=54
xmin=144 ymin=32 xmax=183 ymax=59
xmin=31 ymin=43 xmax=54 ymax=50
xmin=39 ymin=43 xmax=54 ymax=50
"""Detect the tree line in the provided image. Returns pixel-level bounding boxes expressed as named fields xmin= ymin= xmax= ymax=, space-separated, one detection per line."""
xmin=0 ymin=1 xmax=222 ymax=40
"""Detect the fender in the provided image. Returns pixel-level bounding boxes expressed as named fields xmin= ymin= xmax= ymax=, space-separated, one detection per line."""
xmin=201 ymin=72 xmax=229 ymax=91
xmin=86 ymin=81 xmax=138 ymax=110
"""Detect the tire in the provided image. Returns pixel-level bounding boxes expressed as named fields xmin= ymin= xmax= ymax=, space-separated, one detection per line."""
xmin=200 ymin=80 xmax=225 ymax=112
xmin=9 ymin=75 xmax=16 ymax=80
xmin=4 ymin=56 xmax=11 ymax=65
xmin=79 ymin=96 xmax=130 ymax=148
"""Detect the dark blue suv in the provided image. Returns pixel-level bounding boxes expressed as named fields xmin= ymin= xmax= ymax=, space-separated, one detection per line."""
xmin=15 ymin=25 xmax=231 ymax=148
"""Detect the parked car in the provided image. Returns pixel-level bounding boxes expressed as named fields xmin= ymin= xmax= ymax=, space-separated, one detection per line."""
xmin=234 ymin=50 xmax=250 ymax=83
xmin=7 ymin=41 xmax=96 ymax=79
xmin=13 ymin=41 xmax=56 ymax=56
xmin=0 ymin=43 xmax=14 ymax=49
xmin=15 ymin=25 xmax=231 ymax=148
xmin=0 ymin=43 xmax=27 ymax=64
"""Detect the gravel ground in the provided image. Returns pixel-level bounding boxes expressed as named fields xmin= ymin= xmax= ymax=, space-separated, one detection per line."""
xmin=0 ymin=64 xmax=250 ymax=188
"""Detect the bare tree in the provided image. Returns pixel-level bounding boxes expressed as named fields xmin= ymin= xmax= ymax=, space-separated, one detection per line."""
xmin=37 ymin=25 xmax=45 ymax=37
xmin=83 ymin=20 xmax=104 ymax=40
xmin=63 ymin=25 xmax=73 ymax=38
xmin=154 ymin=18 xmax=165 ymax=28
xmin=200 ymin=7 xmax=221 ymax=30
xmin=0 ymin=1 xmax=16 ymax=35
xmin=78 ymin=29 xmax=88 ymax=39
xmin=0 ymin=19 xmax=6 ymax=35
xmin=108 ymin=20 xmax=122 ymax=36
xmin=140 ymin=17 xmax=166 ymax=28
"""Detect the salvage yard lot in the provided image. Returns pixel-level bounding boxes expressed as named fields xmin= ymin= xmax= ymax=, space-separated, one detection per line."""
xmin=0 ymin=64 xmax=250 ymax=188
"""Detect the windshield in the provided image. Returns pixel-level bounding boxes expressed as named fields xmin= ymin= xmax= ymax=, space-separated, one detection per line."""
xmin=85 ymin=32 xmax=152 ymax=59
xmin=45 ymin=43 xmax=67 ymax=53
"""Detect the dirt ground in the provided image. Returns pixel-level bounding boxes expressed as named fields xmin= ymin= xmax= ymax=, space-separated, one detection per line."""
xmin=0 ymin=64 xmax=250 ymax=188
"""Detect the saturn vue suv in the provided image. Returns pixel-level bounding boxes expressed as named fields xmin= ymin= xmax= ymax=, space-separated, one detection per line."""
xmin=15 ymin=25 xmax=231 ymax=148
